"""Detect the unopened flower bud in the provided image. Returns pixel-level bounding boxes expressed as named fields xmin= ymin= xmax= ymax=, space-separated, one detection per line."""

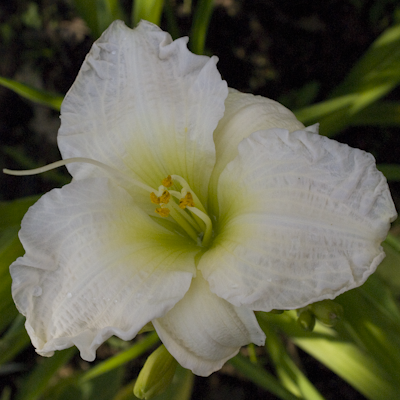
xmin=297 ymin=308 xmax=316 ymax=331
xmin=133 ymin=345 xmax=178 ymax=399
xmin=310 ymin=299 xmax=343 ymax=326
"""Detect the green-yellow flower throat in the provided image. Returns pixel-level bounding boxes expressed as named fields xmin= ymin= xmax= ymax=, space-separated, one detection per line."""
xmin=150 ymin=175 xmax=213 ymax=247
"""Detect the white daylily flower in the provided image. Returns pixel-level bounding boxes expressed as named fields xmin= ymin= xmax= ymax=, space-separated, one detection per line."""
xmin=9 ymin=20 xmax=397 ymax=377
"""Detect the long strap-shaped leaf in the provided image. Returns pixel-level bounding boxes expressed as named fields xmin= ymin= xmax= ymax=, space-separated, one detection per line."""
xmin=0 ymin=76 xmax=63 ymax=111
xmin=295 ymin=24 xmax=400 ymax=136
xmin=258 ymin=272 xmax=400 ymax=400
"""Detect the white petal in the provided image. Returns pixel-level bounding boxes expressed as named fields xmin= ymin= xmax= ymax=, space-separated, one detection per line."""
xmin=200 ymin=127 xmax=397 ymax=311
xmin=59 ymin=20 xmax=227 ymax=204
xmin=153 ymin=273 xmax=265 ymax=377
xmin=209 ymin=89 xmax=304 ymax=209
xmin=11 ymin=178 xmax=198 ymax=360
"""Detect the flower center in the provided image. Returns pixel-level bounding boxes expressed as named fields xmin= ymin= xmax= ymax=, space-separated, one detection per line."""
xmin=150 ymin=175 xmax=213 ymax=247
xmin=4 ymin=159 xmax=213 ymax=246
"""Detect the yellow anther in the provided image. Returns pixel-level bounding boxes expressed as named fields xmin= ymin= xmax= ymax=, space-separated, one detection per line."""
xmin=162 ymin=175 xmax=173 ymax=188
xmin=150 ymin=192 xmax=160 ymax=204
xmin=179 ymin=192 xmax=195 ymax=209
xmin=155 ymin=207 xmax=170 ymax=217
xmin=159 ymin=190 xmax=170 ymax=204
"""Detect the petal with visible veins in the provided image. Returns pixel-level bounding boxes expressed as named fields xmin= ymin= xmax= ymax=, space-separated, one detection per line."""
xmin=201 ymin=127 xmax=397 ymax=311
xmin=11 ymin=177 xmax=198 ymax=361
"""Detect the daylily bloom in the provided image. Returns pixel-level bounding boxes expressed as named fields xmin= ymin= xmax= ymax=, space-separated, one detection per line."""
xmin=9 ymin=20 xmax=397 ymax=377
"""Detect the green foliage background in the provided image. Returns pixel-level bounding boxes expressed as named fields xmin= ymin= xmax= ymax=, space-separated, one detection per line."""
xmin=1 ymin=1 xmax=400 ymax=399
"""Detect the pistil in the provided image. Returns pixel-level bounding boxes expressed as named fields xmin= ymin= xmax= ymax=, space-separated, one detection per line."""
xmin=4 ymin=162 xmax=213 ymax=247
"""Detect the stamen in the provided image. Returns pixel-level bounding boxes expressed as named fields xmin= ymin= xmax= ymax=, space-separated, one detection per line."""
xmin=162 ymin=175 xmax=173 ymax=188
xmin=155 ymin=207 xmax=170 ymax=218
xmin=151 ymin=175 xmax=212 ymax=246
xmin=171 ymin=175 xmax=207 ymax=214
xmin=168 ymin=199 xmax=203 ymax=232
xmin=168 ymin=204 xmax=199 ymax=242
xmin=3 ymin=157 xmax=155 ymax=193
xmin=159 ymin=190 xmax=171 ymax=204
xmin=179 ymin=192 xmax=195 ymax=209
xmin=187 ymin=206 xmax=213 ymax=247
xmin=150 ymin=190 xmax=170 ymax=205
xmin=150 ymin=192 xmax=160 ymax=204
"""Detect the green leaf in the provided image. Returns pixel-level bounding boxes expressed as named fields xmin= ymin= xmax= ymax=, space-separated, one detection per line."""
xmin=81 ymin=332 xmax=159 ymax=382
xmin=73 ymin=0 xmax=127 ymax=39
xmin=72 ymin=0 xmax=99 ymax=38
xmin=331 ymin=24 xmax=400 ymax=101
xmin=293 ymin=94 xmax=357 ymax=132
xmin=189 ymin=0 xmax=215 ymax=55
xmin=15 ymin=348 xmax=77 ymax=400
xmin=295 ymin=23 xmax=400 ymax=136
xmin=164 ymin=0 xmax=180 ymax=40
xmin=132 ymin=0 xmax=164 ymax=27
xmin=376 ymin=164 xmax=400 ymax=181
xmin=0 ymin=76 xmax=63 ymax=110
xmin=0 ymin=315 xmax=30 ymax=365
xmin=379 ymin=240 xmax=400 ymax=296
xmin=97 ymin=0 xmax=127 ymax=33
xmin=260 ymin=311 xmax=400 ymax=400
xmin=0 ymin=197 xmax=39 ymax=333
xmin=0 ymin=196 xmax=39 ymax=230
xmin=262 ymin=322 xmax=326 ymax=400
xmin=334 ymin=276 xmax=400 ymax=378
xmin=229 ymin=353 xmax=301 ymax=400
xmin=350 ymin=101 xmax=400 ymax=126
xmin=0 ymin=230 xmax=24 ymax=333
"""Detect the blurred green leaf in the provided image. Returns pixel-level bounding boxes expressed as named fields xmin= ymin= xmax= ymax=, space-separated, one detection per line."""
xmin=164 ymin=0 xmax=180 ymax=40
xmin=260 ymin=272 xmax=400 ymax=400
xmin=350 ymin=101 xmax=400 ymax=126
xmin=295 ymin=23 xmax=400 ymax=136
xmin=377 ymin=164 xmax=400 ymax=181
xmin=0 ymin=315 xmax=30 ymax=365
xmin=0 ymin=197 xmax=39 ymax=333
xmin=279 ymin=81 xmax=320 ymax=110
xmin=72 ymin=0 xmax=99 ymax=37
xmin=0 ymin=196 xmax=39 ymax=230
xmin=52 ymin=364 xmax=125 ymax=400
xmin=97 ymin=0 xmax=127 ymax=33
xmin=0 ymin=231 xmax=24 ymax=332
xmin=15 ymin=348 xmax=77 ymax=400
xmin=379 ymin=234 xmax=400 ymax=295
xmin=0 ymin=387 xmax=12 ymax=400
xmin=293 ymin=94 xmax=357 ymax=131
xmin=21 ymin=3 xmax=42 ymax=29
xmin=262 ymin=323 xmax=326 ymax=400
xmin=81 ymin=332 xmax=159 ymax=382
xmin=386 ymin=233 xmax=400 ymax=253
xmin=260 ymin=310 xmax=400 ymax=400
xmin=334 ymin=276 xmax=400 ymax=378
xmin=133 ymin=0 xmax=164 ymax=26
xmin=0 ymin=76 xmax=63 ymax=111
xmin=73 ymin=0 xmax=126 ymax=39
xmin=229 ymin=353 xmax=301 ymax=400
xmin=189 ymin=0 xmax=214 ymax=55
